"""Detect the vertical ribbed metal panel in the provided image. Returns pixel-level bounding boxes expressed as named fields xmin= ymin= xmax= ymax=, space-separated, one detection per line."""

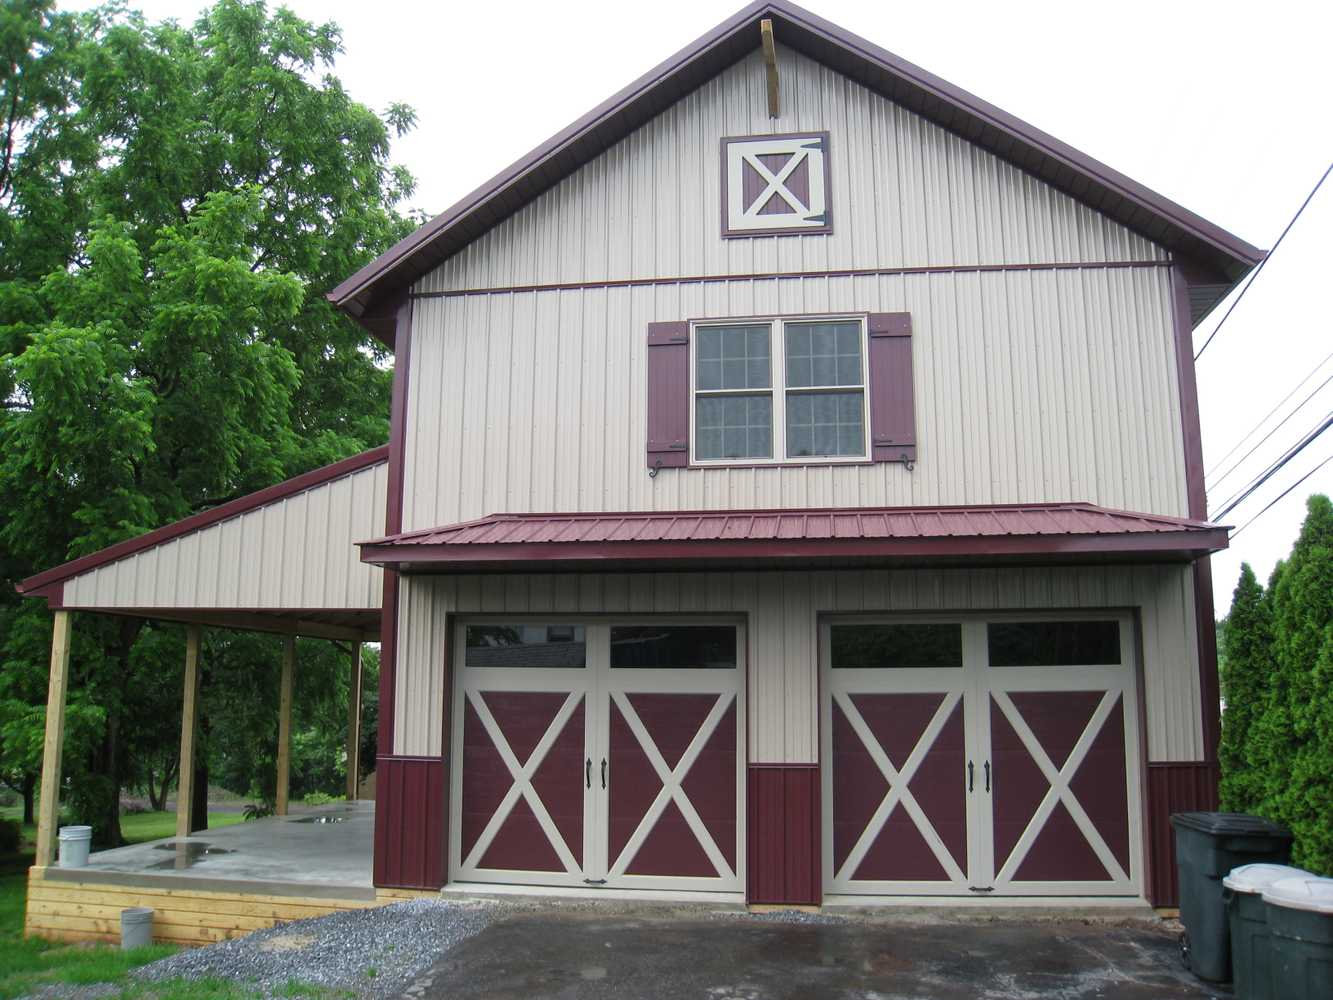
xmin=416 ymin=46 xmax=1165 ymax=297
xmin=392 ymin=564 xmax=1202 ymax=763
xmin=401 ymin=266 xmax=1187 ymax=532
xmin=62 ymin=461 xmax=388 ymax=610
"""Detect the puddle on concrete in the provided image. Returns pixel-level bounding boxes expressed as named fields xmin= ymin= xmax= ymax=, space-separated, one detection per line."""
xmin=292 ymin=815 xmax=347 ymax=824
xmin=148 ymin=841 xmax=234 ymax=870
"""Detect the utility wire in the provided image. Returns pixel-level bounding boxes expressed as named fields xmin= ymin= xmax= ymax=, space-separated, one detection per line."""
xmin=1212 ymin=411 xmax=1333 ymax=521
xmin=1194 ymin=160 xmax=1333 ymax=361
xmin=1231 ymin=452 xmax=1333 ymax=540
xmin=1204 ymin=348 xmax=1333 ymax=481
xmin=1206 ymin=369 xmax=1333 ymax=493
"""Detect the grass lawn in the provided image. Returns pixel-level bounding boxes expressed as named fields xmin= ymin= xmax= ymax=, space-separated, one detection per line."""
xmin=0 ymin=813 xmax=347 ymax=1000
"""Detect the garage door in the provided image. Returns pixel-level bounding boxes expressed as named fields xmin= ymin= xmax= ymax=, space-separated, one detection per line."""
xmin=450 ymin=621 xmax=744 ymax=893
xmin=822 ymin=615 xmax=1142 ymax=898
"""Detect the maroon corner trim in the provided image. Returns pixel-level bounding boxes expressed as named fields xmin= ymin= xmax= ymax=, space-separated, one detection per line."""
xmin=1170 ymin=264 xmax=1221 ymax=763
xmin=16 ymin=446 xmax=390 ymax=598
xmin=327 ymin=0 xmax=1261 ymax=330
xmin=747 ymin=763 xmax=820 ymax=905
xmin=378 ymin=297 xmax=413 ymax=761
xmin=720 ymin=131 xmax=833 ymax=238
xmin=1145 ymin=761 xmax=1218 ymax=907
xmin=373 ymin=755 xmax=446 ymax=890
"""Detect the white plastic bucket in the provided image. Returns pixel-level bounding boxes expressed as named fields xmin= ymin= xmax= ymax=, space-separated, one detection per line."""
xmin=57 ymin=825 xmax=92 ymax=868
xmin=120 ymin=906 xmax=154 ymax=949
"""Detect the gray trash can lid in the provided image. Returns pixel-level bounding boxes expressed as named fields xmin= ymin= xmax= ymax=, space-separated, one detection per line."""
xmin=1223 ymin=863 xmax=1309 ymax=893
xmin=1169 ymin=812 xmax=1292 ymax=837
xmin=1262 ymin=876 xmax=1333 ymax=914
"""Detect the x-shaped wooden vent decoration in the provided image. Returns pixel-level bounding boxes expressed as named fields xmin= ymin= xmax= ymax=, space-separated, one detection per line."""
xmin=723 ymin=132 xmax=830 ymax=236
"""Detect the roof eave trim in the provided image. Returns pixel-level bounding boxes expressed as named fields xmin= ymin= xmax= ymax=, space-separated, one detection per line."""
xmin=358 ymin=527 xmax=1229 ymax=569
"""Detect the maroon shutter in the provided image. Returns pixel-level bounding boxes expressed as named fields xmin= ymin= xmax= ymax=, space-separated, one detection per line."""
xmin=646 ymin=321 xmax=690 ymax=469
xmin=867 ymin=312 xmax=917 ymax=464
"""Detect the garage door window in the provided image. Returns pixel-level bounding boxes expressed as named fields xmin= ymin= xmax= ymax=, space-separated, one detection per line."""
xmin=986 ymin=620 xmax=1120 ymax=667
xmin=829 ymin=623 xmax=963 ymax=668
xmin=464 ymin=624 xmax=587 ymax=668
xmin=610 ymin=625 xmax=737 ymax=669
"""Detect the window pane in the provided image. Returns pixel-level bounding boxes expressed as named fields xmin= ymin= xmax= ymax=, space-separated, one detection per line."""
xmin=987 ymin=621 xmax=1121 ymax=667
xmin=610 ymin=626 xmax=737 ymax=669
xmin=785 ymin=321 xmax=862 ymax=387
xmin=696 ymin=394 xmax=772 ymax=460
xmin=831 ymin=624 xmax=963 ymax=668
xmin=785 ymin=390 xmax=865 ymax=458
xmin=697 ymin=324 xmax=770 ymax=390
xmin=465 ymin=624 xmax=587 ymax=668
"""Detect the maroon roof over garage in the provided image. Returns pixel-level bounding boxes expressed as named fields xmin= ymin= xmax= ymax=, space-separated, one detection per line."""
xmin=329 ymin=0 xmax=1262 ymax=342
xmin=358 ymin=502 xmax=1228 ymax=573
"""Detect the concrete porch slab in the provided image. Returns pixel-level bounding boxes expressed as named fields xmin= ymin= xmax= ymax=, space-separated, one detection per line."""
xmin=46 ymin=801 xmax=374 ymax=895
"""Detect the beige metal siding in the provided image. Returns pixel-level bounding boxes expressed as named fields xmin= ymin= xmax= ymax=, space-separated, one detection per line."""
xmin=394 ymin=564 xmax=1202 ymax=763
xmin=62 ymin=461 xmax=388 ymax=610
xmin=418 ymin=46 xmax=1165 ymax=296
xmin=402 ymin=265 xmax=1187 ymax=530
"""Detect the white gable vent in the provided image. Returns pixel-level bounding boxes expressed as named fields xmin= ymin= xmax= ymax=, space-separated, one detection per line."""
xmin=722 ymin=131 xmax=831 ymax=237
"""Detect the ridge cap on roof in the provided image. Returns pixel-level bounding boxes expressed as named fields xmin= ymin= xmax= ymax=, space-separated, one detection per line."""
xmin=329 ymin=0 xmax=1261 ymax=332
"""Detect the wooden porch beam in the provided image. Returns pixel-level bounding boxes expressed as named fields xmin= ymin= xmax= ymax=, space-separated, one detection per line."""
xmin=35 ymin=610 xmax=73 ymax=868
xmin=175 ymin=625 xmax=202 ymax=838
xmin=761 ymin=18 xmax=779 ymax=118
xmin=276 ymin=636 xmax=295 ymax=816
xmin=345 ymin=641 xmax=363 ymax=801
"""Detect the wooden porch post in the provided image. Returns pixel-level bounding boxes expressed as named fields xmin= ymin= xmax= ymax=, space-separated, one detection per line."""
xmin=346 ymin=641 xmax=363 ymax=801
xmin=35 ymin=610 xmax=73 ymax=868
xmin=276 ymin=635 xmax=295 ymax=816
xmin=175 ymin=625 xmax=202 ymax=838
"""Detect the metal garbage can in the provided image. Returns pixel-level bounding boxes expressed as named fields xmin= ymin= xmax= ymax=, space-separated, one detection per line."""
xmin=1170 ymin=812 xmax=1293 ymax=982
xmin=120 ymin=906 xmax=154 ymax=949
xmin=1262 ymin=875 xmax=1333 ymax=999
xmin=57 ymin=825 xmax=93 ymax=868
xmin=1222 ymin=863 xmax=1309 ymax=1000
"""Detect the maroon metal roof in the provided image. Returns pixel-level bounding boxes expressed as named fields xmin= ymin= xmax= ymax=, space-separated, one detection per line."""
xmin=358 ymin=502 xmax=1228 ymax=573
xmin=329 ymin=0 xmax=1262 ymax=339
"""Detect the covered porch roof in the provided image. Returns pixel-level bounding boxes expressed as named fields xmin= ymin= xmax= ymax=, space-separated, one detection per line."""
xmin=16 ymin=447 xmax=389 ymax=642
xmin=358 ymin=502 xmax=1230 ymax=574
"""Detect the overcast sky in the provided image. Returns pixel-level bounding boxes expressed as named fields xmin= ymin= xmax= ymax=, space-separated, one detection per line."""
xmin=75 ymin=0 xmax=1332 ymax=613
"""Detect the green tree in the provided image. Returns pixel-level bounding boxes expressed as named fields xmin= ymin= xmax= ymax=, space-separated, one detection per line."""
xmin=1270 ymin=496 xmax=1333 ymax=873
xmin=0 ymin=0 xmax=416 ymax=845
xmin=1218 ymin=563 xmax=1273 ymax=813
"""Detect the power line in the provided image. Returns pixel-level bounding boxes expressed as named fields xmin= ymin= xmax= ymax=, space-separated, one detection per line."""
xmin=1194 ymin=160 xmax=1333 ymax=361
xmin=1206 ymin=369 xmax=1333 ymax=493
xmin=1204 ymin=348 xmax=1333 ymax=481
xmin=1212 ymin=411 xmax=1333 ymax=521
xmin=1230 ymin=452 xmax=1333 ymax=540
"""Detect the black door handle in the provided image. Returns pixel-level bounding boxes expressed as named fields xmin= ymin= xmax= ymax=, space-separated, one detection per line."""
xmin=601 ymin=758 xmax=607 ymax=789
xmin=968 ymin=761 xmax=974 ymax=792
xmin=585 ymin=758 xmax=591 ymax=789
xmin=984 ymin=760 xmax=991 ymax=793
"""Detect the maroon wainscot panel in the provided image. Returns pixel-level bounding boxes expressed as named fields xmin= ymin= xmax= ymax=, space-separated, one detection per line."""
xmin=747 ymin=765 xmax=820 ymax=905
xmin=1146 ymin=762 xmax=1219 ymax=908
xmin=374 ymin=755 xmax=447 ymax=890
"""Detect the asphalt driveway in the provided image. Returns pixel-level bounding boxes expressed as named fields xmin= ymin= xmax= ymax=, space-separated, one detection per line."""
xmin=407 ymin=907 xmax=1232 ymax=1000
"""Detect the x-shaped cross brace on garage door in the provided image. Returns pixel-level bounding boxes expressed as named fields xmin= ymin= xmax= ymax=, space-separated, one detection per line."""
xmin=834 ymin=689 xmax=967 ymax=884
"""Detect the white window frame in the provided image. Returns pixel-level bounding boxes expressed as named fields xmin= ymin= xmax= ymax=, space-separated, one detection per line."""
xmin=688 ymin=314 xmax=871 ymax=466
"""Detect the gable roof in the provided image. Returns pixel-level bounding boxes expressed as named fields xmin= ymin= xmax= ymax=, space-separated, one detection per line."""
xmin=330 ymin=0 xmax=1262 ymax=341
